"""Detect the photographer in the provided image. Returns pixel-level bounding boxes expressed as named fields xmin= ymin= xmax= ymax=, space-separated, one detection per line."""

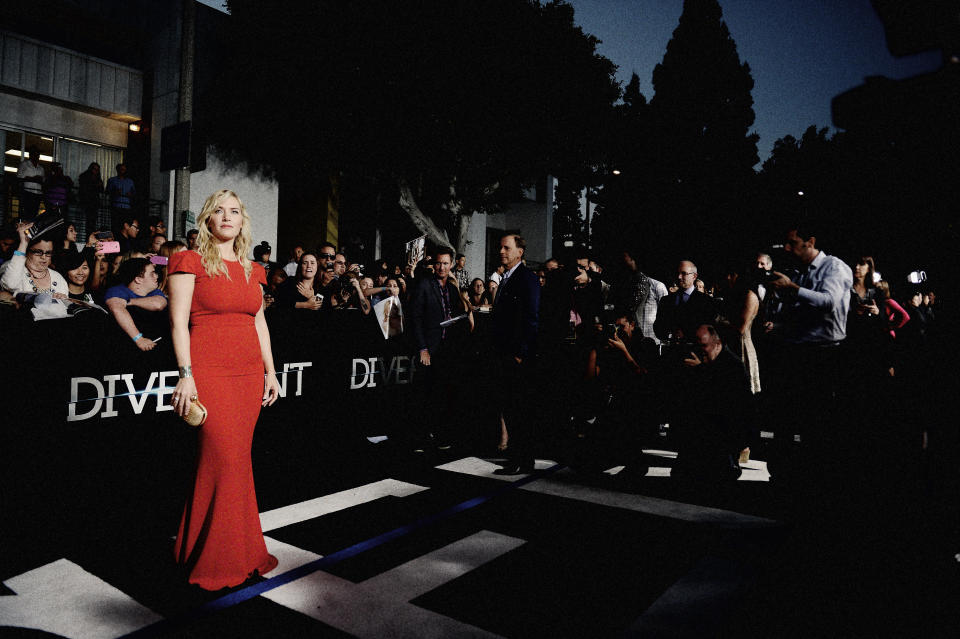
xmin=537 ymin=259 xmax=604 ymax=442
xmin=671 ymin=324 xmax=752 ymax=484
xmin=582 ymin=314 xmax=664 ymax=475
xmin=330 ymin=271 xmax=371 ymax=314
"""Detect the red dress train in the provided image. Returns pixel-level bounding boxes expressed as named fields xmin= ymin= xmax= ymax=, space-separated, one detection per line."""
xmin=170 ymin=250 xmax=278 ymax=590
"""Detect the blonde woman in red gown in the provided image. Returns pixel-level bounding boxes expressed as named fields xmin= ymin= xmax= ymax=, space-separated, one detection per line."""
xmin=168 ymin=189 xmax=280 ymax=590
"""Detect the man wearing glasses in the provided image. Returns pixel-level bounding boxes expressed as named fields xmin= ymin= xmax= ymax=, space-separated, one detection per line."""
xmin=333 ymin=253 xmax=348 ymax=277
xmin=117 ymin=215 xmax=141 ymax=253
xmin=314 ymin=242 xmax=340 ymax=308
xmin=654 ymin=260 xmax=717 ymax=344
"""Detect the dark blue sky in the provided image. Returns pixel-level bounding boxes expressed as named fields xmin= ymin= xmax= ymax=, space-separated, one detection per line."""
xmin=566 ymin=0 xmax=942 ymax=161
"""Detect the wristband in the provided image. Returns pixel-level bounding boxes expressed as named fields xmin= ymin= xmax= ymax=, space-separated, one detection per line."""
xmin=178 ymin=366 xmax=193 ymax=379
xmin=13 ymin=250 xmax=25 ymax=257
xmin=132 ymin=332 xmax=143 ymax=342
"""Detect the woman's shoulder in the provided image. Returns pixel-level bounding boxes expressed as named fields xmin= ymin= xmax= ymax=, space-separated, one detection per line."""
xmin=169 ymin=249 xmax=202 ymax=274
xmin=251 ymin=261 xmax=267 ymax=286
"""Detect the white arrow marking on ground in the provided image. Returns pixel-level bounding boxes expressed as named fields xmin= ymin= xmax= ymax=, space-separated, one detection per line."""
xmin=260 ymin=478 xmax=429 ymax=532
xmin=262 ymin=530 xmax=523 ymax=638
xmin=438 ymin=458 xmax=775 ymax=527
xmin=0 ymin=559 xmax=162 ymax=639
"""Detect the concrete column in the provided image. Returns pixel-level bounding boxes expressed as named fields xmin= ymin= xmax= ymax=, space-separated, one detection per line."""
xmin=174 ymin=0 xmax=195 ymax=233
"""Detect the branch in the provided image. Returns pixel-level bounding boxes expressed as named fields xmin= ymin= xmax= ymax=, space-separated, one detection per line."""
xmin=397 ymin=178 xmax=452 ymax=248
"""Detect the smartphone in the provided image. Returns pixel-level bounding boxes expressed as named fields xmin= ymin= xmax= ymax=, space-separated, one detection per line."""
xmin=315 ymin=293 xmax=324 ymax=304
xmin=94 ymin=231 xmax=114 ymax=240
xmin=150 ymin=255 xmax=168 ymax=266
xmin=98 ymin=241 xmax=121 ymax=255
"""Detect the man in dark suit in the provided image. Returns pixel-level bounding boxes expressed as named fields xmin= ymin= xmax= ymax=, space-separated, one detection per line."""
xmin=409 ymin=247 xmax=468 ymax=451
xmin=672 ymin=324 xmax=751 ymax=483
xmin=653 ymin=260 xmax=717 ymax=343
xmin=490 ymin=234 xmax=541 ymax=474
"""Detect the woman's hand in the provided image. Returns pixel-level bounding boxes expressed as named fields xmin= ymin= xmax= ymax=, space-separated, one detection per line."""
xmin=262 ymin=372 xmax=280 ymax=407
xmin=170 ymin=376 xmax=198 ymax=416
xmin=15 ymin=222 xmax=33 ymax=250
xmin=862 ymin=300 xmax=879 ymax=316
xmin=296 ymin=280 xmax=313 ymax=299
xmin=135 ymin=336 xmax=156 ymax=352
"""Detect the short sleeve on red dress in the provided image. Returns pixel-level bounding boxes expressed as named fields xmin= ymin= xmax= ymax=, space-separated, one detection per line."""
xmin=168 ymin=250 xmax=203 ymax=276
xmin=253 ymin=263 xmax=267 ymax=288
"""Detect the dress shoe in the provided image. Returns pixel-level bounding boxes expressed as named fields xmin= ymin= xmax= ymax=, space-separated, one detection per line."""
xmin=493 ymin=462 xmax=534 ymax=475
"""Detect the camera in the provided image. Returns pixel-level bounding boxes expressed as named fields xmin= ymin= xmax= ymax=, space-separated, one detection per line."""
xmin=756 ymin=267 xmax=777 ymax=282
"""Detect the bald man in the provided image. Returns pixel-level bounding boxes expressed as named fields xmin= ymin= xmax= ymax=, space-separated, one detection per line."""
xmin=653 ymin=260 xmax=717 ymax=343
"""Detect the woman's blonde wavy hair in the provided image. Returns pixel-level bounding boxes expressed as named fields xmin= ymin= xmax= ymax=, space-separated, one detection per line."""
xmin=195 ymin=189 xmax=254 ymax=281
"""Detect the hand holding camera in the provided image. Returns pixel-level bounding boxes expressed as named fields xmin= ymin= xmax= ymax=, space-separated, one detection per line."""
xmin=682 ymin=351 xmax=703 ymax=367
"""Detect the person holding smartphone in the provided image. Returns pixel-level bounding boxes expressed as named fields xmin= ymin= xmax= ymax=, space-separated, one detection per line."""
xmin=274 ymin=250 xmax=324 ymax=310
xmin=167 ymin=189 xmax=280 ymax=590
xmin=103 ymin=257 xmax=167 ymax=351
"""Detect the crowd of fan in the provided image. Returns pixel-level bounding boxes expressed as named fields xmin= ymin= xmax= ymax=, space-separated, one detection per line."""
xmin=0 ymin=215 xmax=939 ymax=485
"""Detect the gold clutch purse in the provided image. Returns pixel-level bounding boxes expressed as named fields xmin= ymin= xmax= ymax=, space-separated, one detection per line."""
xmin=182 ymin=398 xmax=208 ymax=427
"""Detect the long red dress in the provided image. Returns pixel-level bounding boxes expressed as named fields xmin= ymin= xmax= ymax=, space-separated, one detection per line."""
xmin=170 ymin=250 xmax=278 ymax=590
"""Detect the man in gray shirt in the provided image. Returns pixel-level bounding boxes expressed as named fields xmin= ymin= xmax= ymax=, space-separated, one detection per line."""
xmin=766 ymin=222 xmax=853 ymax=489
xmin=769 ymin=228 xmax=852 ymax=345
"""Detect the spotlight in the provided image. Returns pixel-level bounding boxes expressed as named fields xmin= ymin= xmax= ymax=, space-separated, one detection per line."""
xmin=129 ymin=122 xmax=142 ymax=132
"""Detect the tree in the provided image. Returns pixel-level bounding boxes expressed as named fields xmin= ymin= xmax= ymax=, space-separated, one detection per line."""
xmin=650 ymin=0 xmax=759 ymax=182
xmin=647 ymin=0 xmax=759 ymax=267
xmin=208 ymin=0 xmax=619 ymax=253
xmin=589 ymin=72 xmax=653 ymax=260
xmin=592 ymin=0 xmax=761 ymax=270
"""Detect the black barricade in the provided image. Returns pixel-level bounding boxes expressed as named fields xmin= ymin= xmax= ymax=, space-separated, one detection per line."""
xmin=1 ymin=306 xmax=491 ymax=552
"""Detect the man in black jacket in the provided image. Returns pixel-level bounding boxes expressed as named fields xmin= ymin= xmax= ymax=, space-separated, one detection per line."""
xmin=491 ymin=234 xmax=540 ymax=474
xmin=654 ymin=260 xmax=717 ymax=344
xmin=409 ymin=247 xmax=467 ymax=450
xmin=673 ymin=324 xmax=751 ymax=483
